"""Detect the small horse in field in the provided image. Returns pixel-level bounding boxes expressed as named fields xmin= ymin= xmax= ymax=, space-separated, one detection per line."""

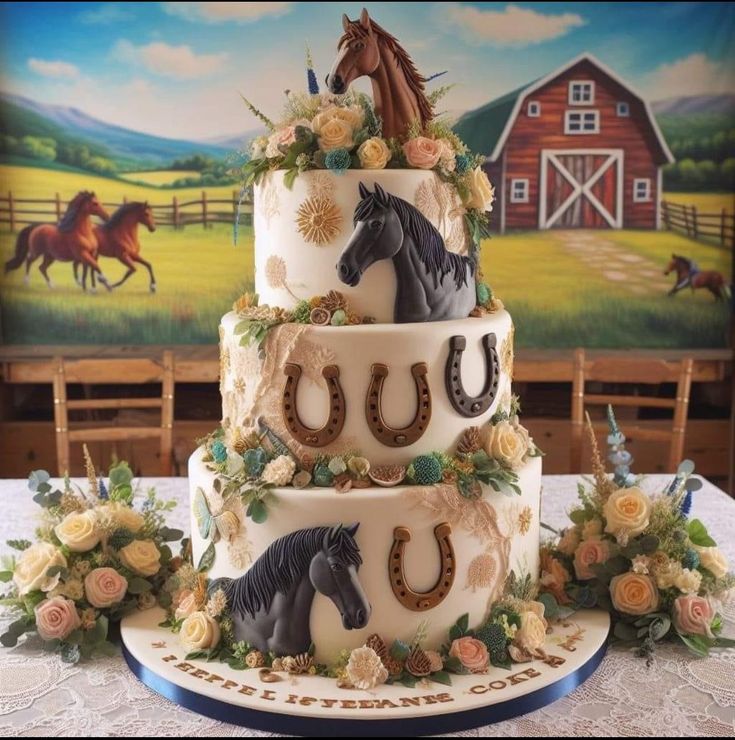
xmin=4 ymin=191 xmax=111 ymax=289
xmin=74 ymin=202 xmax=158 ymax=292
xmin=665 ymin=253 xmax=730 ymax=301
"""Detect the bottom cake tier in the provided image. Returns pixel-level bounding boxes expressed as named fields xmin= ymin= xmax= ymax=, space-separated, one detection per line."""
xmin=188 ymin=446 xmax=542 ymax=663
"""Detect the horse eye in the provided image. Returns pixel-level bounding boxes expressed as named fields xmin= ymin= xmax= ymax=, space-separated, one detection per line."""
xmin=369 ymin=219 xmax=382 ymax=230
xmin=330 ymin=562 xmax=344 ymax=572
xmin=353 ymin=41 xmax=365 ymax=50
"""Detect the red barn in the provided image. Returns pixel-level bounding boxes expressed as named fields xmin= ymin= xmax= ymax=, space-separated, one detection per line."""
xmin=455 ymin=53 xmax=674 ymax=232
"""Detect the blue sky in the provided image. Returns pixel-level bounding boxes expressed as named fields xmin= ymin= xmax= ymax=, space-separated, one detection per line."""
xmin=0 ymin=2 xmax=733 ymax=141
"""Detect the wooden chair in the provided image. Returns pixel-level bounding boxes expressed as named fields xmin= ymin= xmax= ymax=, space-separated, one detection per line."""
xmin=52 ymin=352 xmax=175 ymax=476
xmin=570 ymin=349 xmax=693 ymax=474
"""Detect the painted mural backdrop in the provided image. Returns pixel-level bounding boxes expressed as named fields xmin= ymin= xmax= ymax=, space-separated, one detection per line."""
xmin=0 ymin=1 xmax=732 ymax=347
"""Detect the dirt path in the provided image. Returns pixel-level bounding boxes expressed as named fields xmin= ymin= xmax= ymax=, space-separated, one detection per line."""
xmin=556 ymin=231 xmax=673 ymax=295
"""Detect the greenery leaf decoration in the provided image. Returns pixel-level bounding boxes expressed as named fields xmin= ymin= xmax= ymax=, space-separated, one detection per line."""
xmin=687 ymin=519 xmax=716 ymax=547
xmin=197 ymin=541 xmax=216 ymax=572
xmin=28 ymin=470 xmax=50 ymax=492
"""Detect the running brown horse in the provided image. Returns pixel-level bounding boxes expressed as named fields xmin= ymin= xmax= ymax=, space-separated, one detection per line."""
xmin=74 ymin=202 xmax=158 ymax=292
xmin=664 ymin=253 xmax=730 ymax=301
xmin=326 ymin=8 xmax=433 ymax=140
xmin=4 ymin=191 xmax=111 ymax=289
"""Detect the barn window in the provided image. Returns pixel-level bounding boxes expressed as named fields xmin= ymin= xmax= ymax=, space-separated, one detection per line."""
xmin=633 ymin=178 xmax=651 ymax=202
xmin=569 ymin=81 xmax=595 ymax=105
xmin=510 ymin=179 xmax=529 ymax=203
xmin=564 ymin=110 xmax=600 ymax=134
xmin=617 ymin=101 xmax=630 ymax=117
xmin=527 ymin=101 xmax=541 ymax=117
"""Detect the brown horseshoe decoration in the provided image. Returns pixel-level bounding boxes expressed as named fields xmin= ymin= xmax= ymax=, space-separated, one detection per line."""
xmin=282 ymin=363 xmax=346 ymax=447
xmin=445 ymin=334 xmax=499 ymax=418
xmin=389 ymin=523 xmax=455 ymax=611
xmin=365 ymin=362 xmax=431 ymax=447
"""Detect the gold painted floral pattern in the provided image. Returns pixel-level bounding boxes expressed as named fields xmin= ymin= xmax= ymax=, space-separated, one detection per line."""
xmin=414 ymin=175 xmax=468 ymax=254
xmin=501 ymin=324 xmax=515 ymax=379
xmin=306 ymin=171 xmax=336 ymax=200
xmin=264 ymin=254 xmax=299 ymax=300
xmin=518 ymin=505 xmax=532 ymax=535
xmin=296 ymin=197 xmax=342 ymax=246
xmin=260 ymin=176 xmax=280 ymax=227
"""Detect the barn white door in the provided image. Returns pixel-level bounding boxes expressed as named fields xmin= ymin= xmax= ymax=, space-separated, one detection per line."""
xmin=539 ymin=149 xmax=623 ymax=229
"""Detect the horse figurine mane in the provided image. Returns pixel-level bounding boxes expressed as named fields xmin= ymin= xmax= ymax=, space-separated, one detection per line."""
xmin=218 ymin=525 xmax=362 ymax=619
xmin=58 ymin=190 xmax=94 ymax=233
xmin=102 ymin=201 xmax=146 ymax=231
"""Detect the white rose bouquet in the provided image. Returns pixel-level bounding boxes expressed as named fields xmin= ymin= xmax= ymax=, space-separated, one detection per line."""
xmin=0 ymin=448 xmax=183 ymax=663
xmin=540 ymin=407 xmax=734 ymax=660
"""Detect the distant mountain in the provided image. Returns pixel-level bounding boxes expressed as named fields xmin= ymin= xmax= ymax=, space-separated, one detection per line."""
xmin=652 ymin=94 xmax=735 ymax=117
xmin=0 ymin=92 xmax=230 ymax=168
xmin=201 ymin=128 xmax=265 ymax=150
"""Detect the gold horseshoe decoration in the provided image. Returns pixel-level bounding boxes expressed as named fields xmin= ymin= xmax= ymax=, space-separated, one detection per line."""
xmin=389 ymin=523 xmax=455 ymax=611
xmin=365 ymin=362 xmax=432 ymax=447
xmin=282 ymin=363 xmax=346 ymax=447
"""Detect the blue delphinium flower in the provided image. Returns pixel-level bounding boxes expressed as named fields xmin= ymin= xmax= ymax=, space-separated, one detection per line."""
xmin=98 ymin=478 xmax=109 ymax=500
xmin=325 ymin=148 xmax=351 ymax=174
xmin=306 ymin=45 xmax=319 ymax=95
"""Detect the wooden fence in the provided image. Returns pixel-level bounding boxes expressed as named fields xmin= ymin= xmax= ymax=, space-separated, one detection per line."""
xmin=660 ymin=200 xmax=734 ymax=248
xmin=0 ymin=191 xmax=254 ymax=231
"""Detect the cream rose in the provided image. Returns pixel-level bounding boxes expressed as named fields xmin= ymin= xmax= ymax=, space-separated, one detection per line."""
xmin=573 ymin=536 xmax=611 ymax=580
xmin=102 ymin=502 xmax=144 ymax=533
xmin=403 ymin=136 xmax=443 ymax=169
xmin=118 ymin=540 xmax=161 ymax=577
xmin=675 ymin=567 xmax=702 ymax=595
xmin=55 ymin=510 xmax=100 ymax=553
xmin=673 ymin=595 xmax=715 ymax=638
xmin=329 ymin=105 xmax=364 ymax=130
xmin=610 ymin=573 xmax=659 ymax=615
xmin=463 ymin=167 xmax=495 ymax=211
xmin=175 ymin=591 xmax=199 ymax=621
xmin=34 ymin=597 xmax=81 ymax=641
xmin=437 ymin=139 xmax=456 ymax=172
xmin=540 ymin=550 xmax=572 ymax=604
xmin=179 ymin=611 xmax=221 ymax=652
xmin=582 ymin=519 xmax=603 ymax=539
xmin=603 ymin=487 xmax=651 ymax=539
xmin=357 ymin=137 xmax=391 ymax=169
xmin=84 ymin=567 xmax=128 ymax=608
xmin=449 ymin=636 xmax=489 ymax=673
xmin=312 ymin=108 xmax=355 ymax=151
xmin=695 ymin=546 xmax=729 ymax=579
xmin=557 ymin=526 xmax=581 ymax=556
xmin=483 ymin=419 xmax=531 ymax=469
xmin=13 ymin=542 xmax=67 ymax=596
xmin=514 ymin=610 xmax=547 ymax=652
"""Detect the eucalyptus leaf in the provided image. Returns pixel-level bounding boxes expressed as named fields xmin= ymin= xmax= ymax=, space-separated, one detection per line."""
xmin=0 ymin=571 xmax=12 ymax=583
xmin=28 ymin=470 xmax=50 ymax=492
xmin=127 ymin=577 xmax=153 ymax=595
xmin=430 ymin=670 xmax=452 ymax=686
xmin=390 ymin=639 xmax=411 ymax=661
xmin=246 ymin=498 xmax=268 ymax=524
xmin=159 ymin=527 xmax=184 ymax=543
xmin=197 ymin=541 xmax=216 ymax=572
xmin=60 ymin=643 xmax=81 ymax=664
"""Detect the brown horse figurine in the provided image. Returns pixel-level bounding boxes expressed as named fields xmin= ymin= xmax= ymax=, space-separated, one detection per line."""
xmin=664 ymin=253 xmax=730 ymax=301
xmin=74 ymin=202 xmax=158 ymax=292
xmin=4 ymin=191 xmax=111 ymax=289
xmin=326 ymin=8 xmax=433 ymax=140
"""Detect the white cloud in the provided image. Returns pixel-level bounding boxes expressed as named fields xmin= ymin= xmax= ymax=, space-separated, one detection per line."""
xmin=112 ymin=40 xmax=227 ymax=80
xmin=161 ymin=2 xmax=292 ymax=24
xmin=640 ymin=53 xmax=735 ymax=100
xmin=79 ymin=3 xmax=133 ymax=24
xmin=28 ymin=58 xmax=80 ymax=79
xmin=445 ymin=3 xmax=585 ymax=47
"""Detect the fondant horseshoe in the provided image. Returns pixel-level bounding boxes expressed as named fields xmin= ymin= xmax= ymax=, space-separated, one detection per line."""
xmin=445 ymin=334 xmax=499 ymax=417
xmin=365 ymin=362 xmax=431 ymax=447
xmin=389 ymin=523 xmax=455 ymax=611
xmin=282 ymin=363 xmax=346 ymax=447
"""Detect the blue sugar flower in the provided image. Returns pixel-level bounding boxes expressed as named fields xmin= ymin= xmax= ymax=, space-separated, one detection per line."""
xmin=325 ymin=148 xmax=351 ymax=174
xmin=455 ymin=153 xmax=471 ymax=174
xmin=211 ymin=440 xmax=228 ymax=464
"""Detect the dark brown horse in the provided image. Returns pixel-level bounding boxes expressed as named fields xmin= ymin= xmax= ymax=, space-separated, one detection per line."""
xmin=326 ymin=8 xmax=433 ymax=140
xmin=74 ymin=202 xmax=158 ymax=292
xmin=4 ymin=191 xmax=111 ymax=289
xmin=665 ymin=254 xmax=730 ymax=301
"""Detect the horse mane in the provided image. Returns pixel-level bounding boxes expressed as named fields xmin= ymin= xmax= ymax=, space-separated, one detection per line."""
xmin=341 ymin=19 xmax=433 ymax=127
xmin=220 ymin=526 xmax=362 ymax=619
xmin=102 ymin=202 xmax=144 ymax=231
xmin=354 ymin=191 xmax=475 ymax=289
xmin=674 ymin=254 xmax=692 ymax=269
xmin=58 ymin=191 xmax=93 ymax=232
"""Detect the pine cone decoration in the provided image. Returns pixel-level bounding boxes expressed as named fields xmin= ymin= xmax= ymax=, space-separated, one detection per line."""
xmin=457 ymin=426 xmax=481 ymax=455
xmin=383 ymin=655 xmax=404 ymax=677
xmin=334 ymin=473 xmax=353 ymax=493
xmin=245 ymin=650 xmax=265 ymax=668
xmin=321 ymin=290 xmax=347 ymax=313
xmin=365 ymin=634 xmax=388 ymax=662
xmin=283 ymin=653 xmax=313 ymax=675
xmin=405 ymin=647 xmax=432 ymax=677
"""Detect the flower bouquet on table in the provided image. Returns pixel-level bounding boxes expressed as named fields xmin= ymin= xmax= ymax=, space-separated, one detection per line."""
xmin=540 ymin=408 xmax=734 ymax=660
xmin=0 ymin=447 xmax=183 ymax=663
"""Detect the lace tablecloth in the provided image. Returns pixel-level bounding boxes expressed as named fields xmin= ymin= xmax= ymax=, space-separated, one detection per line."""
xmin=0 ymin=474 xmax=733 ymax=737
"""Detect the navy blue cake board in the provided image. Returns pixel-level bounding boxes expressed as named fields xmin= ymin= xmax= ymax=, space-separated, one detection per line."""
xmin=121 ymin=607 xmax=609 ymax=737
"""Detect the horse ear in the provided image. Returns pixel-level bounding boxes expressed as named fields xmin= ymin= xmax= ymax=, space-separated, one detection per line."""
xmin=360 ymin=8 xmax=372 ymax=32
xmin=375 ymin=183 xmax=388 ymax=205
xmin=345 ymin=522 xmax=360 ymax=537
xmin=324 ymin=524 xmax=341 ymax=550
xmin=358 ymin=181 xmax=370 ymax=199
xmin=342 ymin=13 xmax=351 ymax=31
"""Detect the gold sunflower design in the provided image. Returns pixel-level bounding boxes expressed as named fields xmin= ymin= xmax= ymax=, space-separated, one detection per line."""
xmin=295 ymin=197 xmax=342 ymax=246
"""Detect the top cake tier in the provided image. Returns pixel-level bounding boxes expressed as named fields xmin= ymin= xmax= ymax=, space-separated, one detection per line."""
xmin=253 ymin=169 xmax=474 ymax=323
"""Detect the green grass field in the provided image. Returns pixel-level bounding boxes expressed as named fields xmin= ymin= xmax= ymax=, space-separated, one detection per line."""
xmin=664 ymin=192 xmax=734 ymax=213
xmin=120 ymin=170 xmax=202 ymax=186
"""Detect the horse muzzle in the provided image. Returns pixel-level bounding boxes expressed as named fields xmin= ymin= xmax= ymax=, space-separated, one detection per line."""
xmin=326 ymin=73 xmax=345 ymax=94
xmin=148 ymin=225 xmax=157 ymax=233
xmin=337 ymin=260 xmax=361 ymax=287
xmin=342 ymin=605 xmax=370 ymax=630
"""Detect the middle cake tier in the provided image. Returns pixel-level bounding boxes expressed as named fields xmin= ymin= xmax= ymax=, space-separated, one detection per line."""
xmin=220 ymin=308 xmax=515 ymax=466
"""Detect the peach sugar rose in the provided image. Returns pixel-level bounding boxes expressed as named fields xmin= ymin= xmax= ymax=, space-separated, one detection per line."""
xmin=448 ymin=636 xmax=489 ymax=673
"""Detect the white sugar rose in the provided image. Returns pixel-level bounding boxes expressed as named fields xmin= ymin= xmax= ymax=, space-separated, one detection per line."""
xmin=695 ymin=546 xmax=729 ymax=579
xmin=180 ymin=611 xmax=221 ymax=652
xmin=514 ymin=610 xmax=547 ymax=653
xmin=101 ymin=501 xmax=144 ymax=534
xmin=55 ymin=510 xmax=100 ymax=553
xmin=357 ymin=137 xmax=391 ymax=169
xmin=175 ymin=591 xmax=199 ymax=621
xmin=250 ymin=135 xmax=268 ymax=159
xmin=34 ymin=597 xmax=81 ymax=641
xmin=13 ymin=542 xmax=67 ymax=596
xmin=84 ymin=567 xmax=128 ymax=608
xmin=261 ymin=455 xmax=296 ymax=486
xmin=603 ymin=487 xmax=651 ymax=539
xmin=118 ymin=540 xmax=161 ymax=577
xmin=675 ymin=567 xmax=702 ymax=595
xmin=462 ymin=167 xmax=495 ymax=211
xmin=345 ymin=646 xmax=388 ymax=689
xmin=483 ymin=419 xmax=531 ymax=470
xmin=437 ymin=139 xmax=456 ymax=172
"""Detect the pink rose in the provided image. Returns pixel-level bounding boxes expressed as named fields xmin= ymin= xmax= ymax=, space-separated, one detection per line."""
xmin=449 ymin=636 xmax=489 ymax=673
xmin=175 ymin=591 xmax=199 ymax=621
xmin=573 ymin=536 xmax=611 ymax=580
xmin=84 ymin=567 xmax=128 ymax=608
xmin=673 ymin=595 xmax=715 ymax=638
xmin=34 ymin=597 xmax=81 ymax=641
xmin=403 ymin=137 xmax=443 ymax=169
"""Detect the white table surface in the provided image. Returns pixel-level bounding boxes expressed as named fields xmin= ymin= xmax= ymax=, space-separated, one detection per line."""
xmin=0 ymin=474 xmax=733 ymax=737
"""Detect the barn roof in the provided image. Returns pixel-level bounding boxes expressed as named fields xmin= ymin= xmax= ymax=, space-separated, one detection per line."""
xmin=454 ymin=52 xmax=674 ymax=165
